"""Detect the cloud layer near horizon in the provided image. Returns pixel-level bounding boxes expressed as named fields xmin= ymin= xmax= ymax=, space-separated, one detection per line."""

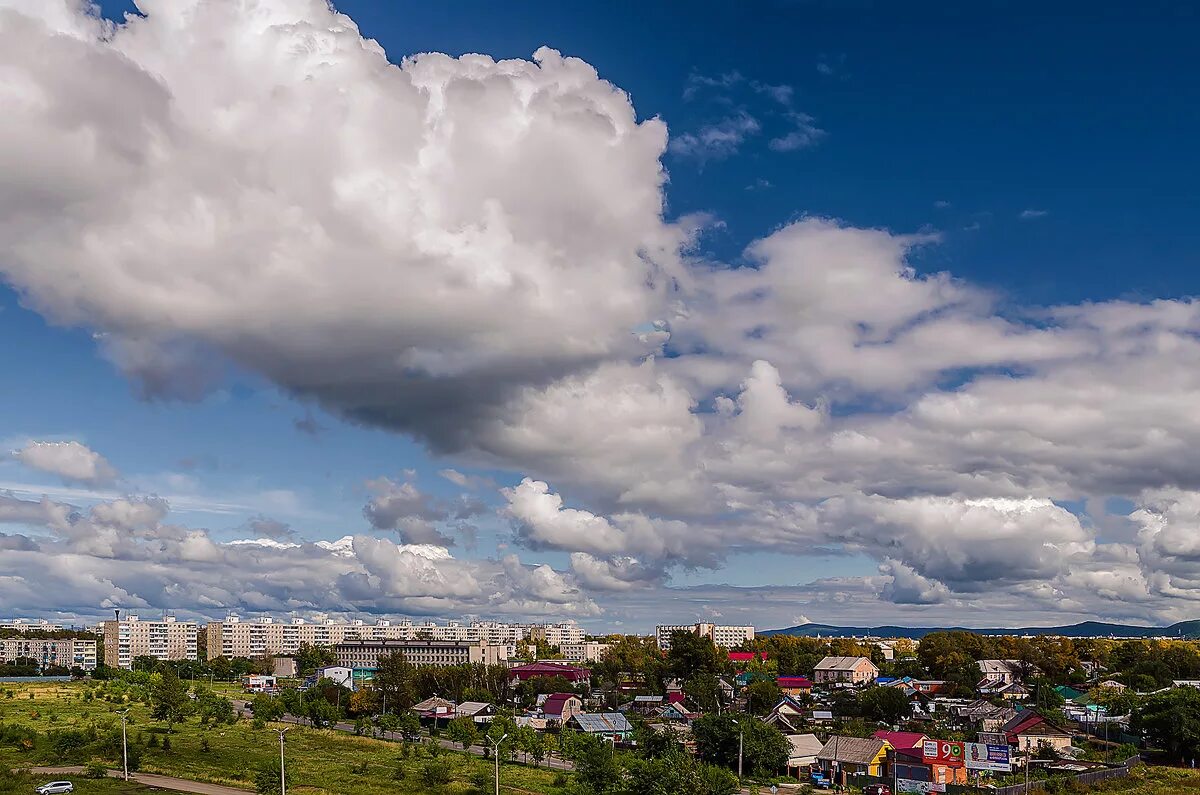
xmin=3 ymin=0 xmax=1200 ymax=628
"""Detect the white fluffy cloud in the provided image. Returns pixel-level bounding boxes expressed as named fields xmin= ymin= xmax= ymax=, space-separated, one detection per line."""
xmin=12 ymin=441 xmax=119 ymax=485
xmin=6 ymin=0 xmax=1200 ymax=626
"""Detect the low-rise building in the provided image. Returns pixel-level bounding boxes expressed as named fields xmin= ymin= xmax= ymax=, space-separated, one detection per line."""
xmin=777 ymin=676 xmax=813 ymax=695
xmin=785 ymin=734 xmax=825 ymax=780
xmin=334 ymin=639 xmax=505 ymax=669
xmin=813 ymin=655 xmax=879 ymax=684
xmin=509 ymin=661 xmax=590 ymax=686
xmin=454 ymin=701 xmax=495 ymax=723
xmin=102 ymin=615 xmax=198 ymax=669
xmin=1002 ymin=710 xmax=1073 ymax=753
xmin=566 ymin=712 xmax=633 ymax=741
xmin=541 ymin=693 xmax=583 ymax=725
xmin=816 ymin=736 xmax=890 ymax=783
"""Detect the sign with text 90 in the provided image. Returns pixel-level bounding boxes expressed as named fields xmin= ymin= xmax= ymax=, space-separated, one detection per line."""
xmin=922 ymin=740 xmax=965 ymax=766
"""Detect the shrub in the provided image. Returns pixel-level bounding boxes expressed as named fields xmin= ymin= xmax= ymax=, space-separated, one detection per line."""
xmin=146 ymin=734 xmax=159 ymax=748
xmin=83 ymin=760 xmax=108 ymax=779
xmin=161 ymin=735 xmax=171 ymax=751
xmin=420 ymin=759 xmax=451 ymax=787
xmin=200 ymin=736 xmax=210 ymax=753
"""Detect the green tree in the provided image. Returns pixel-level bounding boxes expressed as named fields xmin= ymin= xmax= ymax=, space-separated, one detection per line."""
xmin=574 ymin=735 xmax=621 ymax=793
xmin=293 ymin=643 xmax=336 ymax=676
xmin=251 ymin=693 xmax=284 ymax=722
xmin=1133 ymin=687 xmax=1200 ymax=763
xmin=150 ymin=666 xmax=190 ymax=731
xmin=692 ymin=714 xmax=788 ymax=778
xmin=743 ymin=679 xmax=781 ymax=716
xmin=859 ymin=686 xmax=911 ymax=725
xmin=373 ymin=651 xmax=417 ymax=711
xmin=446 ymin=716 xmax=479 ymax=751
xmin=666 ymin=631 xmax=723 ymax=682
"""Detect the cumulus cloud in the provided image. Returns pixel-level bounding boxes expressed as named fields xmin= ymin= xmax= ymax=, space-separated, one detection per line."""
xmin=7 ymin=0 xmax=1200 ymax=626
xmin=12 ymin=441 xmax=118 ymax=485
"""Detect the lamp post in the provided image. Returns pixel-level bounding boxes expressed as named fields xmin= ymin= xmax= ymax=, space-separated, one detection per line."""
xmin=116 ymin=709 xmax=129 ymax=781
xmin=275 ymin=727 xmax=288 ymax=795
xmin=488 ymin=733 xmax=508 ymax=795
xmin=731 ymin=717 xmax=744 ymax=779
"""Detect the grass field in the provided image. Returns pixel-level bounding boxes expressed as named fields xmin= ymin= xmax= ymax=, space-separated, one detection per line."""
xmin=0 ymin=681 xmax=568 ymax=794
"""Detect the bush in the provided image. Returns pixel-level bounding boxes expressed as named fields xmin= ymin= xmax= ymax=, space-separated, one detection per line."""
xmin=420 ymin=759 xmax=451 ymax=787
xmin=83 ymin=760 xmax=108 ymax=779
xmin=146 ymin=733 xmax=159 ymax=748
xmin=200 ymin=736 xmax=210 ymax=753
xmin=161 ymin=734 xmax=171 ymax=751
xmin=553 ymin=771 xmax=569 ymax=787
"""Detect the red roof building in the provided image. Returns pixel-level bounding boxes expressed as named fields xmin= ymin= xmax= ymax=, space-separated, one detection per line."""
xmin=541 ymin=692 xmax=583 ymax=723
xmin=509 ymin=661 xmax=591 ymax=683
xmin=777 ymin=676 xmax=813 ymax=694
xmin=872 ymin=730 xmax=927 ymax=750
xmin=728 ymin=651 xmax=768 ymax=663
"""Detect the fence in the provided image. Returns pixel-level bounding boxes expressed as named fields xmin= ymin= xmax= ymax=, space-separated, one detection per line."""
xmin=990 ymin=755 xmax=1140 ymax=795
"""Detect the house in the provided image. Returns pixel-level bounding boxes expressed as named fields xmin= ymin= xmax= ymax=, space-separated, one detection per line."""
xmin=952 ymin=700 xmax=1018 ymax=732
xmin=978 ymin=660 xmax=1039 ymax=686
xmin=979 ymin=680 xmax=1030 ymax=701
xmin=816 ymin=736 xmax=890 ymax=784
xmin=314 ymin=665 xmax=354 ymax=689
xmin=716 ymin=677 xmax=735 ymax=702
xmin=728 ymin=651 xmax=768 ymax=665
xmin=892 ymin=739 xmax=969 ymax=787
xmin=873 ymin=730 xmax=927 ymax=752
xmin=241 ymin=674 xmax=277 ymax=693
xmin=541 ymin=693 xmax=583 ymax=725
xmin=777 ymin=676 xmax=813 ymax=695
xmin=1002 ymin=710 xmax=1073 ymax=754
xmin=455 ymin=701 xmax=495 ymax=723
xmin=1097 ymin=679 xmax=1127 ymax=692
xmin=509 ymin=661 xmax=591 ymax=686
xmin=764 ymin=696 xmax=811 ymax=733
xmin=813 ymin=656 xmax=879 ymax=685
xmin=566 ymin=712 xmax=633 ymax=741
xmin=628 ymin=694 xmax=664 ymax=716
xmin=411 ymin=696 xmax=456 ymax=724
xmin=785 ymin=733 xmax=825 ymax=779
xmin=658 ymin=701 xmax=699 ymax=723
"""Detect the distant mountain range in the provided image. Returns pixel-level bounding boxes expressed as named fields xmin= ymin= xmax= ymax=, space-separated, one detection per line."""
xmin=761 ymin=620 xmax=1200 ymax=640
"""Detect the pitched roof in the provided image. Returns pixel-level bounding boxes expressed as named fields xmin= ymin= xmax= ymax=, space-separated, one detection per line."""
xmin=542 ymin=692 xmax=578 ymax=717
xmin=787 ymin=733 xmax=825 ymax=761
xmin=814 ymin=655 xmax=877 ymax=671
xmin=817 ymin=736 xmax=888 ymax=765
xmin=777 ymin=676 xmax=813 ymax=688
xmin=569 ymin=712 xmax=632 ymax=733
xmin=1002 ymin=709 xmax=1070 ymax=738
xmin=455 ymin=701 xmax=493 ymax=716
xmin=872 ymin=730 xmax=927 ymax=750
xmin=411 ymin=696 xmax=455 ymax=713
xmin=728 ymin=651 xmax=767 ymax=662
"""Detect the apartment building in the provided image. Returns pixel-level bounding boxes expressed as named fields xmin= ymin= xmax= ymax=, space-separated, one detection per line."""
xmin=0 ymin=619 xmax=66 ymax=633
xmin=202 ymin=615 xmax=584 ymax=658
xmin=559 ymin=642 xmax=611 ymax=663
xmin=334 ymin=639 xmax=506 ymax=669
xmin=102 ymin=615 xmax=198 ymax=669
xmin=0 ymin=637 xmax=97 ymax=671
xmin=655 ymin=623 xmax=756 ymax=650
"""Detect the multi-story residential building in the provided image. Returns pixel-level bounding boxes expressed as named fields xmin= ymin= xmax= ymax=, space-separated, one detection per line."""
xmin=202 ymin=615 xmax=583 ymax=658
xmin=0 ymin=637 xmax=97 ymax=671
xmin=655 ymin=623 xmax=756 ymax=650
xmin=559 ymin=642 xmax=611 ymax=663
xmin=334 ymin=639 xmax=506 ymax=669
xmin=0 ymin=619 xmax=66 ymax=633
xmin=813 ymin=655 xmax=880 ymax=685
xmin=102 ymin=615 xmax=198 ymax=669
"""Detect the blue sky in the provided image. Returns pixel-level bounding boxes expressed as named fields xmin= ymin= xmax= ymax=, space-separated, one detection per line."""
xmin=1 ymin=0 xmax=1199 ymax=630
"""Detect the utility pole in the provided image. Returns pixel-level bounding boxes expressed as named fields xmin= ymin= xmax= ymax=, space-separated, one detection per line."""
xmin=276 ymin=727 xmax=289 ymax=795
xmin=488 ymin=732 xmax=508 ymax=795
xmin=116 ymin=709 xmax=129 ymax=781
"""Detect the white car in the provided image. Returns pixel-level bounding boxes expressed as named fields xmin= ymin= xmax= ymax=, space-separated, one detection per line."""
xmin=36 ymin=783 xmax=74 ymax=794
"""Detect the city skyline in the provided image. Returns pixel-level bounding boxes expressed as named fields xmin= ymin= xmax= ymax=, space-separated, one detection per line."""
xmin=3 ymin=0 xmax=1200 ymax=633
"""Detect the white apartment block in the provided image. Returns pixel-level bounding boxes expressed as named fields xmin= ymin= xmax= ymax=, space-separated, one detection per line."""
xmin=334 ymin=639 xmax=506 ymax=669
xmin=202 ymin=615 xmax=585 ymax=659
xmin=0 ymin=637 xmax=96 ymax=671
xmin=0 ymin=619 xmax=67 ymax=633
xmin=103 ymin=615 xmax=198 ymax=669
xmin=559 ymin=642 xmax=611 ymax=663
xmin=656 ymin=623 xmax=756 ymax=650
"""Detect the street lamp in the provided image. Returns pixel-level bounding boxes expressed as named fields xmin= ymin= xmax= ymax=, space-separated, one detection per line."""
xmin=275 ymin=727 xmax=289 ymax=795
xmin=730 ymin=717 xmax=744 ymax=779
xmin=116 ymin=709 xmax=129 ymax=781
xmin=487 ymin=732 xmax=508 ymax=795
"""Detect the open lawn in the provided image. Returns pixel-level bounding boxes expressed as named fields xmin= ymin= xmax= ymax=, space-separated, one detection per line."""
xmin=0 ymin=681 xmax=569 ymax=794
xmin=1082 ymin=765 xmax=1200 ymax=793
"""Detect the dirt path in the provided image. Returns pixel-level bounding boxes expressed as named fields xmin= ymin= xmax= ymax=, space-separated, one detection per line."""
xmin=32 ymin=766 xmax=252 ymax=794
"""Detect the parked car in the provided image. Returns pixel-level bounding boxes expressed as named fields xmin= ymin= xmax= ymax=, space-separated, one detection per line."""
xmin=36 ymin=783 xmax=75 ymax=794
xmin=863 ymin=785 xmax=892 ymax=795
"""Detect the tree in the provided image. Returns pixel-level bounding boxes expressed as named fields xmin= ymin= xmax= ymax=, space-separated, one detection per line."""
xmin=446 ymin=716 xmax=479 ymax=751
xmin=293 ymin=643 xmax=335 ymax=676
xmin=250 ymin=693 xmax=284 ymax=722
xmin=396 ymin=711 xmax=422 ymax=742
xmin=684 ymin=675 xmax=723 ymax=714
xmin=692 ymin=714 xmax=788 ymax=778
xmin=859 ymin=686 xmax=911 ymax=725
xmin=1133 ymin=687 xmax=1200 ymax=763
xmin=574 ymin=735 xmax=621 ymax=793
xmin=666 ymin=631 xmax=723 ymax=682
xmin=150 ymin=666 xmax=190 ymax=731
xmin=254 ymin=761 xmax=291 ymax=794
xmin=304 ymin=696 xmax=339 ymax=729
xmin=372 ymin=651 xmax=417 ymax=711
xmin=744 ymin=679 xmax=781 ymax=716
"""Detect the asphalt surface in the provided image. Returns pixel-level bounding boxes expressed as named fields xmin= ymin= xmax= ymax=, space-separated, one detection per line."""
xmin=32 ymin=766 xmax=251 ymax=794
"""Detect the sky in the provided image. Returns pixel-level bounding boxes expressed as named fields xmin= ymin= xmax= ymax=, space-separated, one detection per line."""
xmin=1 ymin=0 xmax=1199 ymax=632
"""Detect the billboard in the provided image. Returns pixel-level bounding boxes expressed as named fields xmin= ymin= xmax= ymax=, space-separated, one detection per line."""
xmin=922 ymin=740 xmax=965 ymax=766
xmin=897 ymin=780 xmax=946 ymax=793
xmin=964 ymin=742 xmax=1012 ymax=772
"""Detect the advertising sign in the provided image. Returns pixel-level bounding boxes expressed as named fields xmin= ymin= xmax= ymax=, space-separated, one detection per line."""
xmin=896 ymin=780 xmax=947 ymax=793
xmin=964 ymin=742 xmax=1012 ymax=772
xmin=921 ymin=740 xmax=965 ymax=766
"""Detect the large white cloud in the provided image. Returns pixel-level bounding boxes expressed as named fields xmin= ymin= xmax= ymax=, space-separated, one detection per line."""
xmin=12 ymin=441 xmax=119 ymax=485
xmin=6 ymin=0 xmax=1200 ymax=627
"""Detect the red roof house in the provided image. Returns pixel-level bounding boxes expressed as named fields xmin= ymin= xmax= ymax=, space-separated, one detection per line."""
xmin=728 ymin=651 xmax=768 ymax=663
xmin=873 ymin=730 xmax=927 ymax=750
xmin=541 ymin=692 xmax=583 ymax=723
xmin=509 ymin=661 xmax=591 ymax=684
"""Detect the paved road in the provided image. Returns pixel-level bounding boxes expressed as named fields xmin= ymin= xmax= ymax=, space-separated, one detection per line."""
xmin=32 ymin=766 xmax=251 ymax=794
xmin=232 ymin=698 xmax=575 ymax=771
